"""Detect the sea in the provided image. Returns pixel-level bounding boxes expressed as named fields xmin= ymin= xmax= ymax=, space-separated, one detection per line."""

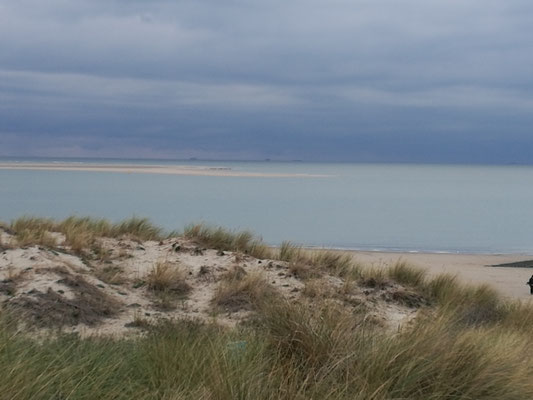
xmin=1 ymin=158 xmax=533 ymax=254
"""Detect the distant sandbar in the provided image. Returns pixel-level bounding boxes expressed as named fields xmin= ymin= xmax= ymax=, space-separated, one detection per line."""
xmin=0 ymin=162 xmax=331 ymax=178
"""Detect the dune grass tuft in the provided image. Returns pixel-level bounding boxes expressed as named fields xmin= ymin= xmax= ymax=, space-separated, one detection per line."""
xmin=146 ymin=261 xmax=191 ymax=295
xmin=212 ymin=270 xmax=277 ymax=312
xmin=278 ymin=241 xmax=302 ymax=262
xmin=184 ymin=223 xmax=273 ymax=259
xmin=387 ymin=259 xmax=426 ymax=287
xmin=7 ymin=215 xmax=170 ymax=252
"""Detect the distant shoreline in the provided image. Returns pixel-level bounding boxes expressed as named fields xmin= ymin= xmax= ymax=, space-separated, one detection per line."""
xmin=0 ymin=162 xmax=331 ymax=178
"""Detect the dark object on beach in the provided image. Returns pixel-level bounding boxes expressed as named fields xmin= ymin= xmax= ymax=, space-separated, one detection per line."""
xmin=192 ymin=247 xmax=204 ymax=256
xmin=491 ymin=260 xmax=533 ymax=268
xmin=171 ymin=242 xmax=181 ymax=252
xmin=527 ymin=275 xmax=533 ymax=295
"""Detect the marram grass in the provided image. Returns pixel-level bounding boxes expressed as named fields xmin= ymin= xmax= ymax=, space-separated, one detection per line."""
xmin=3 ymin=218 xmax=533 ymax=398
xmin=3 ymin=288 xmax=533 ymax=400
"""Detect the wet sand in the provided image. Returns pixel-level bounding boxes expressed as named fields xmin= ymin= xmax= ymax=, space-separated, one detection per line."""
xmin=346 ymin=251 xmax=533 ymax=300
xmin=0 ymin=162 xmax=330 ymax=178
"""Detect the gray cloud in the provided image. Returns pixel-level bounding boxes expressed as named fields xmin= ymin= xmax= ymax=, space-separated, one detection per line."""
xmin=1 ymin=0 xmax=532 ymax=162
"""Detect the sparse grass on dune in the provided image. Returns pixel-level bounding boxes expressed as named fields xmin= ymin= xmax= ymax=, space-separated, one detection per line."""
xmin=145 ymin=261 xmax=191 ymax=310
xmin=9 ymin=216 xmax=56 ymax=234
xmin=387 ymin=259 xmax=426 ymax=287
xmin=3 ymin=267 xmax=533 ymax=398
xmin=146 ymin=261 xmax=191 ymax=296
xmin=278 ymin=241 xmax=301 ymax=262
xmin=95 ymin=265 xmax=126 ymax=285
xmin=212 ymin=269 xmax=277 ymax=312
xmin=288 ymin=259 xmax=320 ymax=279
xmin=12 ymin=228 xmax=58 ymax=248
xmin=6 ymin=219 xmax=533 ymax=398
xmin=311 ymin=251 xmax=357 ymax=277
xmin=6 ymin=215 xmax=169 ymax=251
xmin=279 ymin=241 xmax=362 ymax=279
xmin=360 ymin=266 xmax=389 ymax=288
xmin=184 ymin=223 xmax=273 ymax=259
xmin=112 ymin=217 xmax=164 ymax=241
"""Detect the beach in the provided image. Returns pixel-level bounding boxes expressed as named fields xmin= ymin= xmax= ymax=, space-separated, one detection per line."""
xmin=347 ymin=250 xmax=533 ymax=300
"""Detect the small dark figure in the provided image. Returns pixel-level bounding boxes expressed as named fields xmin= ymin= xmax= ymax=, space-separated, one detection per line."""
xmin=527 ymin=275 xmax=533 ymax=295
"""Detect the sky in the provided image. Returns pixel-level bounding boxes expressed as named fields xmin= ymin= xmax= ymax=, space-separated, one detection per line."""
xmin=1 ymin=0 xmax=532 ymax=163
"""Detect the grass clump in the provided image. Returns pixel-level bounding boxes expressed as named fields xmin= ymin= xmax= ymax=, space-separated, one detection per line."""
xmin=288 ymin=260 xmax=320 ymax=279
xmin=212 ymin=270 xmax=277 ymax=312
xmin=423 ymin=273 xmax=462 ymax=304
xmin=7 ymin=216 xmax=169 ymax=252
xmin=12 ymin=228 xmax=58 ymax=248
xmin=278 ymin=241 xmax=302 ymax=262
xmin=112 ymin=217 xmax=163 ymax=241
xmin=95 ymin=265 xmax=126 ymax=285
xmin=387 ymin=259 xmax=426 ymax=287
xmin=184 ymin=223 xmax=273 ymax=259
xmin=311 ymin=251 xmax=356 ymax=277
xmin=360 ymin=266 xmax=389 ymax=289
xmin=146 ymin=261 xmax=191 ymax=296
xmin=302 ymin=278 xmax=334 ymax=298
xmin=258 ymin=299 xmax=363 ymax=370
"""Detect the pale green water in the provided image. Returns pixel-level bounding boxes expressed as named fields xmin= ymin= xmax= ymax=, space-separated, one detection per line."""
xmin=1 ymin=159 xmax=532 ymax=254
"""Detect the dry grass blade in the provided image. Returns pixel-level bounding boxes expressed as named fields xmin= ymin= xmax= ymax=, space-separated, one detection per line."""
xmin=387 ymin=260 xmax=426 ymax=287
xmin=14 ymin=229 xmax=58 ymax=248
xmin=146 ymin=261 xmax=191 ymax=296
xmin=278 ymin=241 xmax=302 ymax=262
xmin=112 ymin=217 xmax=163 ymax=241
xmin=212 ymin=271 xmax=277 ymax=312
xmin=184 ymin=223 xmax=274 ymax=259
xmin=95 ymin=265 xmax=126 ymax=285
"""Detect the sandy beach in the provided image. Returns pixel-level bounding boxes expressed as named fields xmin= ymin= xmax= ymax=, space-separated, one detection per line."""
xmin=0 ymin=162 xmax=330 ymax=178
xmin=346 ymin=250 xmax=533 ymax=300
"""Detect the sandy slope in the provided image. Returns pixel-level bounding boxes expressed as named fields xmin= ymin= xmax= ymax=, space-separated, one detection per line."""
xmin=3 ymin=224 xmax=532 ymax=338
xmin=1 ymin=231 xmax=416 ymax=337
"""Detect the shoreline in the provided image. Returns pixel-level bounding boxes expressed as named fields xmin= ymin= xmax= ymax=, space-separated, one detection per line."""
xmin=0 ymin=162 xmax=330 ymax=178
xmin=304 ymin=245 xmax=533 ymax=257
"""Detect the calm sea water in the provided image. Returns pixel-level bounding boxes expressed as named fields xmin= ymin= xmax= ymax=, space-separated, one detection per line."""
xmin=1 ymin=159 xmax=532 ymax=254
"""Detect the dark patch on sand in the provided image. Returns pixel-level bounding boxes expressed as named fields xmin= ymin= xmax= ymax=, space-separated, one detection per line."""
xmin=6 ymin=270 xmax=121 ymax=328
xmin=489 ymin=260 xmax=533 ymax=268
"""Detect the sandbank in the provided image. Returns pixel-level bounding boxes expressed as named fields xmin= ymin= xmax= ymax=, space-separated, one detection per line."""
xmin=0 ymin=162 xmax=330 ymax=178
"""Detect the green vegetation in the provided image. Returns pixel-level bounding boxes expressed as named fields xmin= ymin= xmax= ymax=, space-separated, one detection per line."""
xmin=2 ymin=216 xmax=167 ymax=251
xmin=146 ymin=261 xmax=191 ymax=310
xmin=3 ymin=276 xmax=533 ymax=399
xmin=212 ymin=269 xmax=276 ymax=312
xmin=3 ymin=219 xmax=533 ymax=398
xmin=184 ymin=223 xmax=273 ymax=259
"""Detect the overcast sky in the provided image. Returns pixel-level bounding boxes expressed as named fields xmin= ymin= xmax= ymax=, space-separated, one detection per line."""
xmin=1 ymin=0 xmax=532 ymax=163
